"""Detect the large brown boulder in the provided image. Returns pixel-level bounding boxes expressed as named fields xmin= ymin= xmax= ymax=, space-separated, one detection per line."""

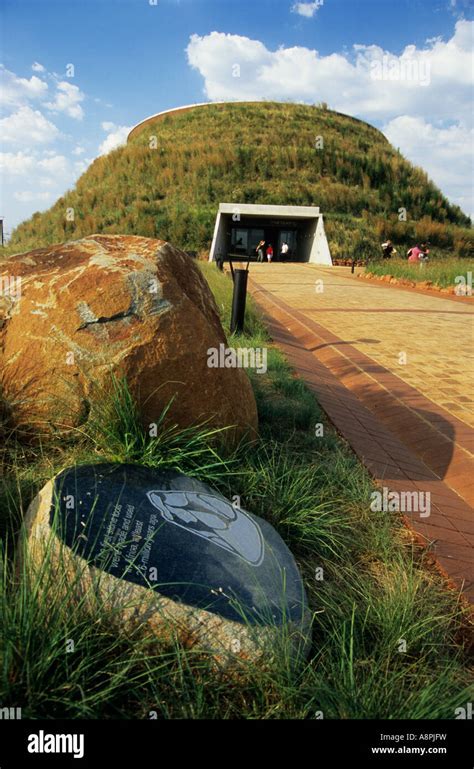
xmin=0 ymin=235 xmax=258 ymax=440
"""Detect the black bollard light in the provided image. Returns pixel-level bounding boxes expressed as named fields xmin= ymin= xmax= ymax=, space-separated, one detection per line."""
xmin=230 ymin=268 xmax=249 ymax=334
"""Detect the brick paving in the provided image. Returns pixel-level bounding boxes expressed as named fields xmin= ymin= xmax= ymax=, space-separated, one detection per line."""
xmin=246 ymin=264 xmax=474 ymax=605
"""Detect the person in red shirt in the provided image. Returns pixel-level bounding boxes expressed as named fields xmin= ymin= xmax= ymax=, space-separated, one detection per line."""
xmin=266 ymin=244 xmax=273 ymax=262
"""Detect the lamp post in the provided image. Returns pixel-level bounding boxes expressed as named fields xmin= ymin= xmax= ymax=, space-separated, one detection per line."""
xmin=229 ymin=254 xmax=250 ymax=334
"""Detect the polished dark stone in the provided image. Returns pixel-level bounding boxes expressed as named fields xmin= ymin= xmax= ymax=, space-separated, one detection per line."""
xmin=52 ymin=464 xmax=309 ymax=626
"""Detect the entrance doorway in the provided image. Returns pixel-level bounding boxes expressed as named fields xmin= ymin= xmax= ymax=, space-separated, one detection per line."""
xmin=278 ymin=229 xmax=297 ymax=261
xmin=230 ymin=225 xmax=298 ymax=260
xmin=210 ymin=204 xmax=332 ymax=266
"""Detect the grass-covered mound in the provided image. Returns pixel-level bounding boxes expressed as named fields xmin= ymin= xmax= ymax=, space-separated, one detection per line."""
xmin=0 ymin=263 xmax=471 ymax=719
xmin=4 ymin=102 xmax=472 ymax=261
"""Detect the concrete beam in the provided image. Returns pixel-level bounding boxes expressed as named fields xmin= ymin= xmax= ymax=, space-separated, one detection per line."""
xmin=217 ymin=203 xmax=320 ymax=218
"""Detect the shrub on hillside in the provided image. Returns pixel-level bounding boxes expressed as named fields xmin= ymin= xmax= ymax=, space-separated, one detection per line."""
xmin=353 ymin=231 xmax=381 ymax=262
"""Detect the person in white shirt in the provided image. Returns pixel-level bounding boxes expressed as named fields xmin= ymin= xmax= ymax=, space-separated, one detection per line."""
xmin=280 ymin=242 xmax=289 ymax=261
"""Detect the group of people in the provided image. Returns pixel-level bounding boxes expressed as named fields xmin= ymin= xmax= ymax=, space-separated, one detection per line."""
xmin=381 ymin=240 xmax=430 ymax=263
xmin=256 ymin=240 xmax=289 ymax=263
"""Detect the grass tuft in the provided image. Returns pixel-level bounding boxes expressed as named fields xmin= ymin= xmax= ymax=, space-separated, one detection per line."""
xmin=79 ymin=375 xmax=237 ymax=485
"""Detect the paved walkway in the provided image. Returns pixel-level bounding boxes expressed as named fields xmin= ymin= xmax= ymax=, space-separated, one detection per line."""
xmin=247 ymin=263 xmax=474 ymax=606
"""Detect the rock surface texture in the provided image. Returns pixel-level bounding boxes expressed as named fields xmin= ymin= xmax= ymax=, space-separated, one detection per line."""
xmin=0 ymin=235 xmax=257 ymax=440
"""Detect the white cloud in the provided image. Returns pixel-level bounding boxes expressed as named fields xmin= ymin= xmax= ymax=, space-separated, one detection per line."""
xmin=45 ymin=80 xmax=85 ymax=120
xmin=1 ymin=150 xmax=79 ymax=190
xmin=14 ymin=190 xmax=53 ymax=203
xmin=0 ymin=152 xmax=36 ymax=175
xmin=0 ymin=106 xmax=59 ymax=145
xmin=98 ymin=123 xmax=132 ymax=155
xmin=292 ymin=2 xmax=322 ymax=18
xmin=186 ymin=22 xmax=473 ymax=122
xmin=383 ymin=116 xmax=474 ymax=214
xmin=0 ymin=65 xmax=48 ymax=108
xmin=37 ymin=154 xmax=69 ymax=175
xmin=0 ymin=64 xmax=93 ymax=231
xmin=1 ymin=145 xmax=94 ymax=232
xmin=186 ymin=22 xmax=473 ymax=215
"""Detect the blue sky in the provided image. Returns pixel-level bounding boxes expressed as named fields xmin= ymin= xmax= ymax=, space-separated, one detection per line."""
xmin=1 ymin=0 xmax=473 ymax=234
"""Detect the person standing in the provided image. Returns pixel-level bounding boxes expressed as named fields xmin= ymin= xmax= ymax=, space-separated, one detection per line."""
xmin=280 ymin=242 xmax=289 ymax=261
xmin=256 ymin=240 xmax=265 ymax=262
xmin=381 ymin=240 xmax=396 ymax=259
xmin=266 ymin=244 xmax=273 ymax=263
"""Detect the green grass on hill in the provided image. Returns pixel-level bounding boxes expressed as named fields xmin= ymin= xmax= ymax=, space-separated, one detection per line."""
xmin=365 ymin=256 xmax=474 ymax=289
xmin=4 ymin=102 xmax=472 ymax=261
xmin=0 ymin=263 xmax=472 ymax=719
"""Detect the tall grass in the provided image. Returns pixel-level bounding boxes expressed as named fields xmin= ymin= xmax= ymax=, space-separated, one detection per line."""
xmin=81 ymin=375 xmax=238 ymax=484
xmin=367 ymin=256 xmax=474 ymax=288
xmin=0 ymin=263 xmax=472 ymax=719
xmin=1 ymin=531 xmax=470 ymax=719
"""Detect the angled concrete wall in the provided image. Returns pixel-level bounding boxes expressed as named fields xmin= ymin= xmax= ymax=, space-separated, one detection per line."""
xmin=310 ymin=216 xmax=332 ymax=265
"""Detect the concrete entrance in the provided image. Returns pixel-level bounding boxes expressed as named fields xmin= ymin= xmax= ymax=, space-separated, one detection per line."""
xmin=209 ymin=203 xmax=332 ymax=265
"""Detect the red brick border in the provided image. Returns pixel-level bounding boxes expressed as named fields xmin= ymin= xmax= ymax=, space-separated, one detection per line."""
xmin=353 ymin=270 xmax=474 ymax=304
